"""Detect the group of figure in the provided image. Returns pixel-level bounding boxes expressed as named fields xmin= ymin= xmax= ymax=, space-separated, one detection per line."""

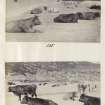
xmin=78 ymin=83 xmax=98 ymax=94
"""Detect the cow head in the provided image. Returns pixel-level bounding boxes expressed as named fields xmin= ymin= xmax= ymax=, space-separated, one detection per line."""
xmin=31 ymin=16 xmax=41 ymax=26
xmin=21 ymin=96 xmax=28 ymax=104
xmin=8 ymin=87 xmax=11 ymax=92
xmin=77 ymin=12 xmax=83 ymax=19
xmin=48 ymin=100 xmax=58 ymax=105
xmin=79 ymin=94 xmax=86 ymax=102
xmin=8 ymin=87 xmax=15 ymax=92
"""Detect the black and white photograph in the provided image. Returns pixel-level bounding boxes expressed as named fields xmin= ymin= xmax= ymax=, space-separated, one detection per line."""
xmin=6 ymin=62 xmax=100 ymax=105
xmin=6 ymin=0 xmax=100 ymax=42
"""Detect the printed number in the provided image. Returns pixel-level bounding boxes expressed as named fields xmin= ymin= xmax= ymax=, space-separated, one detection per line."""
xmin=46 ymin=44 xmax=55 ymax=47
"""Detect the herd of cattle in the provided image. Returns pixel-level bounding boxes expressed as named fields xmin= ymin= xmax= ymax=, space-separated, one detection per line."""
xmin=53 ymin=11 xmax=100 ymax=23
xmin=8 ymin=82 xmax=100 ymax=105
xmin=6 ymin=4 xmax=100 ymax=33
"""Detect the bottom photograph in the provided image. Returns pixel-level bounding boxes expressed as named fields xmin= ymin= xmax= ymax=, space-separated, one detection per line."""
xmin=5 ymin=62 xmax=100 ymax=105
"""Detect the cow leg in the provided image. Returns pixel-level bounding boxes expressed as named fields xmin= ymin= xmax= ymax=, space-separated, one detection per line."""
xmin=31 ymin=93 xmax=37 ymax=98
xmin=25 ymin=93 xmax=28 ymax=96
xmin=34 ymin=92 xmax=37 ymax=98
xmin=72 ymin=97 xmax=74 ymax=101
xmin=31 ymin=94 xmax=34 ymax=97
xmin=19 ymin=94 xmax=21 ymax=101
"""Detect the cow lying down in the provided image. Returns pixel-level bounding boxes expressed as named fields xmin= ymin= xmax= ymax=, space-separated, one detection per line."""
xmin=77 ymin=12 xmax=100 ymax=20
xmin=54 ymin=14 xmax=78 ymax=23
xmin=21 ymin=96 xmax=58 ymax=105
xmin=79 ymin=94 xmax=100 ymax=105
xmin=8 ymin=85 xmax=37 ymax=101
xmin=54 ymin=12 xmax=100 ymax=23
xmin=6 ymin=15 xmax=41 ymax=33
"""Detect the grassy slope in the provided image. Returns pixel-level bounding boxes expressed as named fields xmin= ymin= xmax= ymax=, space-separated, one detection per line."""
xmin=5 ymin=62 xmax=100 ymax=82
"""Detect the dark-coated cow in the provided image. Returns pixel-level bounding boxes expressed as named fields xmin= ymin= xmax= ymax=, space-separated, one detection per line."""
xmin=63 ymin=92 xmax=78 ymax=101
xmin=6 ymin=15 xmax=41 ymax=33
xmin=54 ymin=14 xmax=78 ymax=23
xmin=69 ymin=92 xmax=78 ymax=101
xmin=79 ymin=94 xmax=100 ymax=105
xmin=43 ymin=83 xmax=48 ymax=86
xmin=14 ymin=0 xmax=18 ymax=2
xmin=77 ymin=12 xmax=99 ymax=20
xmin=89 ymin=5 xmax=101 ymax=10
xmin=21 ymin=96 xmax=58 ymax=105
xmin=51 ymin=84 xmax=60 ymax=87
xmin=43 ymin=6 xmax=48 ymax=11
xmin=8 ymin=82 xmax=16 ymax=86
xmin=30 ymin=8 xmax=42 ymax=14
xmin=94 ymin=12 xmax=100 ymax=18
xmin=8 ymin=85 xmax=37 ymax=101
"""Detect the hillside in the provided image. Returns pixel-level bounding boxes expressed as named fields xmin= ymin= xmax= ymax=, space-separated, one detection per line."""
xmin=5 ymin=62 xmax=100 ymax=83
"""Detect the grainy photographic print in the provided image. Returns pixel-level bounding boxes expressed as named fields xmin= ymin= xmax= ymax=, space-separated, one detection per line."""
xmin=6 ymin=0 xmax=100 ymax=42
xmin=6 ymin=62 xmax=100 ymax=105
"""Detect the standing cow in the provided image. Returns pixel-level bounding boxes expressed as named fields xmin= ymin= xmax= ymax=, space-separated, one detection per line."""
xmin=8 ymin=85 xmax=37 ymax=101
xmin=21 ymin=96 xmax=58 ymax=105
xmin=79 ymin=94 xmax=100 ymax=105
xmin=63 ymin=91 xmax=78 ymax=101
xmin=78 ymin=84 xmax=87 ymax=94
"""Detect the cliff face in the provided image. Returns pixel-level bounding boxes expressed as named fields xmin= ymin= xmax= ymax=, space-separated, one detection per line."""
xmin=5 ymin=62 xmax=100 ymax=82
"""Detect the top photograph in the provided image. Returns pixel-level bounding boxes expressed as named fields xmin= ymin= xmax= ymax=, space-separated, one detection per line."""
xmin=6 ymin=0 xmax=101 ymax=42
